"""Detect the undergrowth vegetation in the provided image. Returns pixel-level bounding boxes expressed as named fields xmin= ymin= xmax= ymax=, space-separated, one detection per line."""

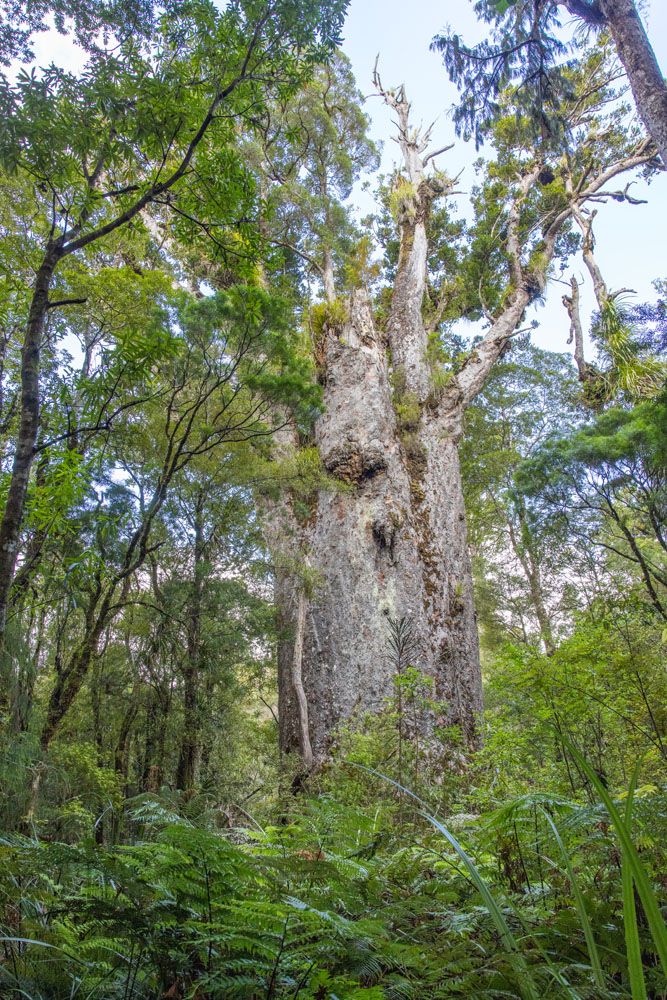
xmin=2 ymin=714 xmax=666 ymax=999
xmin=2 ymin=596 xmax=666 ymax=998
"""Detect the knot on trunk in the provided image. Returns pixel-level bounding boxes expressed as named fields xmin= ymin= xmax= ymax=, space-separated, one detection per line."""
xmin=371 ymin=504 xmax=403 ymax=562
xmin=322 ymin=436 xmax=387 ymax=484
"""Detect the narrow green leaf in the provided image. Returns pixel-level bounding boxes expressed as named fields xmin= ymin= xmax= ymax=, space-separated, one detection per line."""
xmin=347 ymin=763 xmax=540 ymax=1000
xmin=423 ymin=809 xmax=541 ymax=1000
xmin=564 ymin=742 xmax=667 ymax=978
xmin=623 ymin=767 xmax=648 ymax=1000
xmin=540 ymin=808 xmax=605 ymax=990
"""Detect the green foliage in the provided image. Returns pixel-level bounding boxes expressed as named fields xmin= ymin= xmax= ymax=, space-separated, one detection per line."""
xmin=310 ymin=298 xmax=349 ymax=339
xmin=250 ymin=50 xmax=379 ymax=301
xmin=0 ymin=0 xmax=157 ymax=65
xmin=431 ymin=0 xmax=607 ymax=149
xmin=24 ymin=449 xmax=91 ymax=531
xmin=591 ymin=298 xmax=667 ymax=403
xmin=566 ymin=742 xmax=667 ymax=979
xmin=342 ymin=234 xmax=382 ymax=291
xmin=515 ymin=397 xmax=667 ymax=619
xmin=2 ymin=765 xmax=666 ymax=999
xmin=388 ymin=178 xmax=418 ymax=223
xmin=477 ymin=605 xmax=667 ymax=800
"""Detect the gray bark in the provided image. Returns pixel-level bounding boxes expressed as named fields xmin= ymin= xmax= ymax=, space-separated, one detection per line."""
xmin=277 ymin=290 xmax=483 ymax=757
xmin=599 ymin=0 xmax=667 ymax=168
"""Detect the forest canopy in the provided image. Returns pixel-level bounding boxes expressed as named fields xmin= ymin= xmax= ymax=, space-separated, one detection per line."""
xmin=0 ymin=1 xmax=665 ymax=998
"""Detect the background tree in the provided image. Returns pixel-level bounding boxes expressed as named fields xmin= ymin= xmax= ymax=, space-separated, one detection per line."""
xmin=252 ymin=51 xmax=380 ymax=302
xmin=432 ymin=0 xmax=667 ymax=166
xmin=461 ymin=341 xmax=584 ymax=653
xmin=517 ymin=395 xmax=667 ymax=620
xmin=0 ymin=0 xmax=348 ymax=649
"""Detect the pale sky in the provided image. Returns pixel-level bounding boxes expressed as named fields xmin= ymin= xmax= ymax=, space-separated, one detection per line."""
xmin=23 ymin=1 xmax=667 ymax=357
xmin=342 ymin=0 xmax=667 ymax=354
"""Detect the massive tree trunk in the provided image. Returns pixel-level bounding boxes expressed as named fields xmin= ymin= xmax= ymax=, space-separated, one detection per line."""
xmin=274 ymin=84 xmax=487 ymax=759
xmin=277 ymin=288 xmax=482 ymax=758
xmin=598 ymin=0 xmax=667 ymax=168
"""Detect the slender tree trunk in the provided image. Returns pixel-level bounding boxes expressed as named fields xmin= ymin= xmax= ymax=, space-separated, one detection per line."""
xmin=322 ymin=247 xmax=336 ymax=305
xmin=599 ymin=0 xmax=667 ymax=167
xmin=40 ymin=632 xmax=105 ymax=750
xmin=0 ymin=247 xmax=59 ymax=642
xmin=524 ymin=560 xmax=555 ymax=655
xmin=115 ymin=699 xmax=139 ymax=783
xmin=91 ymin=660 xmax=106 ymax=843
xmin=176 ymin=494 xmax=206 ymax=792
xmin=12 ymin=603 xmax=44 ymax=734
xmin=176 ymin=665 xmax=199 ymax=792
xmin=289 ymin=587 xmax=314 ymax=768
xmin=38 ymin=578 xmax=112 ymax=751
xmin=34 ymin=417 xmax=184 ymax=752
xmin=606 ymin=498 xmax=667 ymax=620
xmin=507 ymin=506 xmax=556 ymax=655
xmin=142 ymin=689 xmax=169 ymax=793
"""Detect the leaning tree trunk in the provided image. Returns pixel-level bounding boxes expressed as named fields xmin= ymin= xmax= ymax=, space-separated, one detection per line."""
xmin=599 ymin=0 xmax=667 ymax=168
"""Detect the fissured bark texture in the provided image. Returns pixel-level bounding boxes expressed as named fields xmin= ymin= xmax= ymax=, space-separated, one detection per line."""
xmin=276 ymin=289 xmax=483 ymax=757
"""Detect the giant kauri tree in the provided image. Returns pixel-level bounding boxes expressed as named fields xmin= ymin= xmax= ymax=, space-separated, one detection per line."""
xmin=266 ymin=45 xmax=660 ymax=762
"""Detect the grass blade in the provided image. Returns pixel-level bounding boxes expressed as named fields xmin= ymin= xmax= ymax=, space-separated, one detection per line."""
xmin=563 ymin=741 xmax=667 ymax=978
xmin=346 ymin=762 xmax=541 ymax=1000
xmin=540 ymin=808 xmax=605 ymax=991
xmin=622 ymin=766 xmax=647 ymax=1000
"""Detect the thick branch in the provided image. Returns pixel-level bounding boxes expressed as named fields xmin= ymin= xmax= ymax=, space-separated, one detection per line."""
xmin=598 ymin=0 xmax=667 ymax=166
xmin=443 ymin=141 xmax=656 ymax=416
xmin=562 ymin=274 xmax=593 ymax=382
xmin=442 ymin=290 xmax=531 ymax=417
